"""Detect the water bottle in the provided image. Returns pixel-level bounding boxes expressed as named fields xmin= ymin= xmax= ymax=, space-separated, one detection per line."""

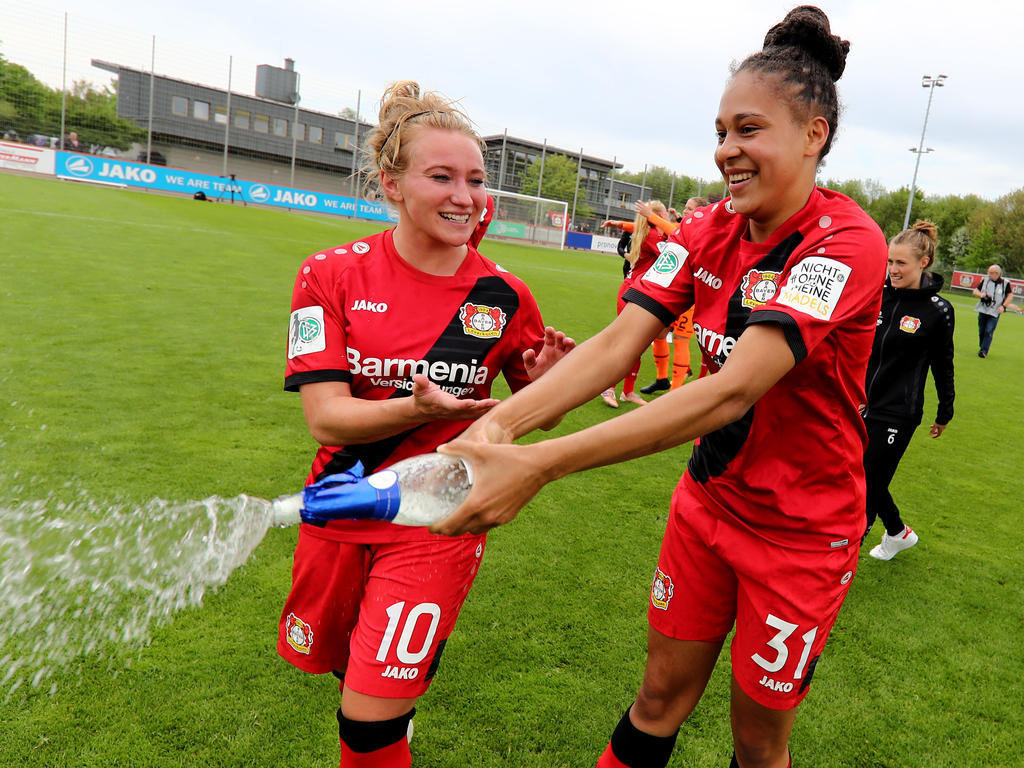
xmin=270 ymin=453 xmax=473 ymax=528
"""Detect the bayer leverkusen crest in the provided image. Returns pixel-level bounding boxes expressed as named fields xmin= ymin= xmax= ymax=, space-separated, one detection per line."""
xmin=285 ymin=613 xmax=314 ymax=655
xmin=650 ymin=567 xmax=675 ymax=610
xmin=460 ymin=303 xmax=507 ymax=339
xmin=899 ymin=315 xmax=922 ymax=334
xmin=741 ymin=269 xmax=780 ymax=309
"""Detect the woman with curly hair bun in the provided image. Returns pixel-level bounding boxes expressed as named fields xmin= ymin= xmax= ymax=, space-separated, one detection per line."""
xmin=436 ymin=7 xmax=886 ymax=767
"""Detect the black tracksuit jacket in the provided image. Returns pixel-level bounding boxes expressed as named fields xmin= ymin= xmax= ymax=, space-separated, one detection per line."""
xmin=863 ymin=272 xmax=955 ymax=427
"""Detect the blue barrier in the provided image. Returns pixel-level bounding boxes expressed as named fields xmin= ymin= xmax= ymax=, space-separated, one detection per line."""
xmin=55 ymin=152 xmax=397 ymax=223
xmin=565 ymin=231 xmax=593 ymax=250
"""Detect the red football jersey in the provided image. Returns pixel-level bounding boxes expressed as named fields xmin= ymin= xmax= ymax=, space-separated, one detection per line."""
xmin=285 ymin=228 xmax=545 ymax=542
xmin=623 ymin=188 xmax=887 ymax=550
xmin=469 ymin=193 xmax=495 ymax=249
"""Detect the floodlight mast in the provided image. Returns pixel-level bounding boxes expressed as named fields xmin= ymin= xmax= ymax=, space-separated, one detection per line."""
xmin=903 ymin=74 xmax=947 ymax=231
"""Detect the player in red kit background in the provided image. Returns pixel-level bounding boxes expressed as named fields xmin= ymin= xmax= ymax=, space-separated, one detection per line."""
xmin=280 ymin=81 xmax=573 ymax=768
xmin=435 ymin=8 xmax=885 ymax=768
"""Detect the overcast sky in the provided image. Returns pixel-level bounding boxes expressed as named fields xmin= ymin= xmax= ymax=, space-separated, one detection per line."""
xmin=4 ymin=0 xmax=1023 ymax=200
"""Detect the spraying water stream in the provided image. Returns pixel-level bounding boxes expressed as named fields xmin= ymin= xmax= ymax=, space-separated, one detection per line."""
xmin=0 ymin=477 xmax=277 ymax=698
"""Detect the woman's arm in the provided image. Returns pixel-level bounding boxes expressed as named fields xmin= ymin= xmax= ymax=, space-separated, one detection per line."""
xmin=300 ymin=375 xmax=500 ymax=446
xmin=928 ymin=305 xmax=955 ymax=434
xmin=434 ymin=323 xmax=797 ymax=535
xmin=466 ymin=303 xmax=666 ymax=445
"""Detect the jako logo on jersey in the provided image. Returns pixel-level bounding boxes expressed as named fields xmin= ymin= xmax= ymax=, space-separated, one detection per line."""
xmin=382 ymin=665 xmax=419 ymax=680
xmin=284 ymin=613 xmax=314 ymax=654
xmin=650 ymin=567 xmax=675 ymax=610
xmin=758 ymin=675 xmax=794 ymax=693
xmin=899 ymin=315 xmax=921 ymax=334
xmin=460 ymin=303 xmax=507 ymax=338
xmin=642 ymin=243 xmax=689 ymax=288
xmin=741 ymin=269 xmax=780 ymax=309
xmin=693 ymin=322 xmax=737 ymax=361
xmin=352 ymin=241 xmax=371 ymax=254
xmin=349 ymin=299 xmax=389 ymax=313
xmin=694 ymin=267 xmax=723 ymax=290
xmin=288 ymin=306 xmax=326 ymax=359
xmin=346 ymin=347 xmax=489 ymax=385
xmin=776 ymin=257 xmax=851 ymax=321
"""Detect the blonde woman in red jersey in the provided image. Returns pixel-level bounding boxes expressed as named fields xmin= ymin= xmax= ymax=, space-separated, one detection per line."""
xmin=280 ymin=81 xmax=573 ymax=768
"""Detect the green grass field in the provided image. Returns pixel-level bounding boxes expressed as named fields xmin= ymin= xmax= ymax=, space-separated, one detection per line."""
xmin=1 ymin=172 xmax=1022 ymax=767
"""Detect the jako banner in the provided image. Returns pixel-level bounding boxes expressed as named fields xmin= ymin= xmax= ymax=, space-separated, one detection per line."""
xmin=55 ymin=151 xmax=396 ymax=223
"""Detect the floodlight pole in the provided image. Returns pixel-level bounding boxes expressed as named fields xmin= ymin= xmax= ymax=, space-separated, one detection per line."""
xmin=222 ymin=56 xmax=232 ymax=177
xmin=903 ymin=74 xmax=947 ymax=231
xmin=59 ymin=13 xmax=68 ymax=148
xmin=290 ymin=71 xmax=300 ymax=189
xmin=147 ymin=36 xmax=155 ymax=164
xmin=570 ymin=147 xmax=583 ymax=230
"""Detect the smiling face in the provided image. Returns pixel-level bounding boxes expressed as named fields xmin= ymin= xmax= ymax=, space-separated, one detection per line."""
xmin=888 ymin=243 xmax=927 ymax=290
xmin=714 ymin=70 xmax=827 ymax=242
xmin=382 ymin=127 xmax=486 ymax=253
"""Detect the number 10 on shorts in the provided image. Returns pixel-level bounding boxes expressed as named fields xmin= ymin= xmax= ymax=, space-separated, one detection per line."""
xmin=376 ymin=601 xmax=442 ymax=665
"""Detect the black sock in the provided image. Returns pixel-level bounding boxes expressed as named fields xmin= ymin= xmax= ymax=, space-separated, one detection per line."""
xmin=336 ymin=707 xmax=415 ymax=753
xmin=608 ymin=707 xmax=677 ymax=768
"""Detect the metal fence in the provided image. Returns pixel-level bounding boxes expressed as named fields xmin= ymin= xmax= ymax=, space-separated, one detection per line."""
xmin=0 ymin=5 xmax=720 ymax=245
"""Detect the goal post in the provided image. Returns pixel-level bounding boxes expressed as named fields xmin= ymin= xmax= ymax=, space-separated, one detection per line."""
xmin=485 ymin=189 xmax=568 ymax=250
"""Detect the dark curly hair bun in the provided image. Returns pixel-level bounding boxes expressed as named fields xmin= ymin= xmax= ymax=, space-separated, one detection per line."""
xmin=764 ymin=5 xmax=850 ymax=82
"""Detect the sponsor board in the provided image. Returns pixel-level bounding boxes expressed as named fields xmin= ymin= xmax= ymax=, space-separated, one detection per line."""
xmin=53 ymin=152 xmax=397 ymax=223
xmin=0 ymin=141 xmax=56 ymax=174
xmin=952 ymin=270 xmax=1024 ymax=299
xmin=590 ymin=235 xmax=621 ymax=254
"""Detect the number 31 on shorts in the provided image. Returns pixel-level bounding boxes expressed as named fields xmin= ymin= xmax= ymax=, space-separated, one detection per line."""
xmin=752 ymin=613 xmax=818 ymax=691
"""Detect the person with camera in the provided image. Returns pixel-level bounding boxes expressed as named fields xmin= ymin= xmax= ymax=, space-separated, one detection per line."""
xmin=972 ymin=264 xmax=1014 ymax=358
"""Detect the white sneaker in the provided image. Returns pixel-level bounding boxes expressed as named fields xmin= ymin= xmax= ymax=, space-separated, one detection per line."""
xmin=869 ymin=525 xmax=919 ymax=561
xmin=600 ymin=389 xmax=619 ymax=408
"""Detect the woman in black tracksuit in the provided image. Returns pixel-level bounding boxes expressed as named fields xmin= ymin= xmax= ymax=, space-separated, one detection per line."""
xmin=862 ymin=220 xmax=955 ymax=561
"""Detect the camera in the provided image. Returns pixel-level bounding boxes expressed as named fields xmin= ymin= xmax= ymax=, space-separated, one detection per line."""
xmin=980 ymin=295 xmax=994 ymax=306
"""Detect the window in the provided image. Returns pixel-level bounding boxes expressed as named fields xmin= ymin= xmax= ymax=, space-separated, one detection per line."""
xmin=273 ymin=117 xmax=288 ymax=137
xmin=214 ymin=105 xmax=228 ymax=125
xmin=234 ymin=109 xmax=250 ymax=130
xmin=334 ymin=131 xmax=351 ymax=150
xmin=254 ymin=114 xmax=269 ymax=133
xmin=308 ymin=125 xmax=323 ymax=144
xmin=193 ymin=100 xmax=210 ymax=121
xmin=294 ymin=122 xmax=306 ymax=141
xmin=171 ymin=95 xmax=188 ymax=117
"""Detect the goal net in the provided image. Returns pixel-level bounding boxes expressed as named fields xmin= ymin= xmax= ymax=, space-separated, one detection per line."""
xmin=485 ymin=189 xmax=567 ymax=249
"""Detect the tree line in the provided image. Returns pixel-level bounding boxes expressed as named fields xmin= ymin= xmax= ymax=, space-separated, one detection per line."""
xmin=0 ymin=51 xmax=144 ymax=150
xmin=523 ymin=157 xmax=1023 ymax=278
xmin=3 ymin=49 xmax=1021 ymax=278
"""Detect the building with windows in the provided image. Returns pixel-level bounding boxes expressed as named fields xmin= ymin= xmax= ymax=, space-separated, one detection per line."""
xmin=482 ymin=135 xmax=651 ymax=230
xmin=92 ymin=59 xmax=372 ymax=196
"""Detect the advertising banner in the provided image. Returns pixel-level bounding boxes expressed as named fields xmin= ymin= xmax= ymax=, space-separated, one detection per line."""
xmin=952 ymin=270 xmax=1024 ymax=298
xmin=1 ymin=141 xmax=56 ymax=175
xmin=488 ymin=220 xmax=528 ymax=239
xmin=590 ymin=235 xmax=621 ymax=254
xmin=54 ymin=152 xmax=397 ymax=223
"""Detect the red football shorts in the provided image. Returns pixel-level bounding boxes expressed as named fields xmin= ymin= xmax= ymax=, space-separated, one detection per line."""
xmin=648 ymin=486 xmax=858 ymax=710
xmin=278 ymin=526 xmax=486 ymax=698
